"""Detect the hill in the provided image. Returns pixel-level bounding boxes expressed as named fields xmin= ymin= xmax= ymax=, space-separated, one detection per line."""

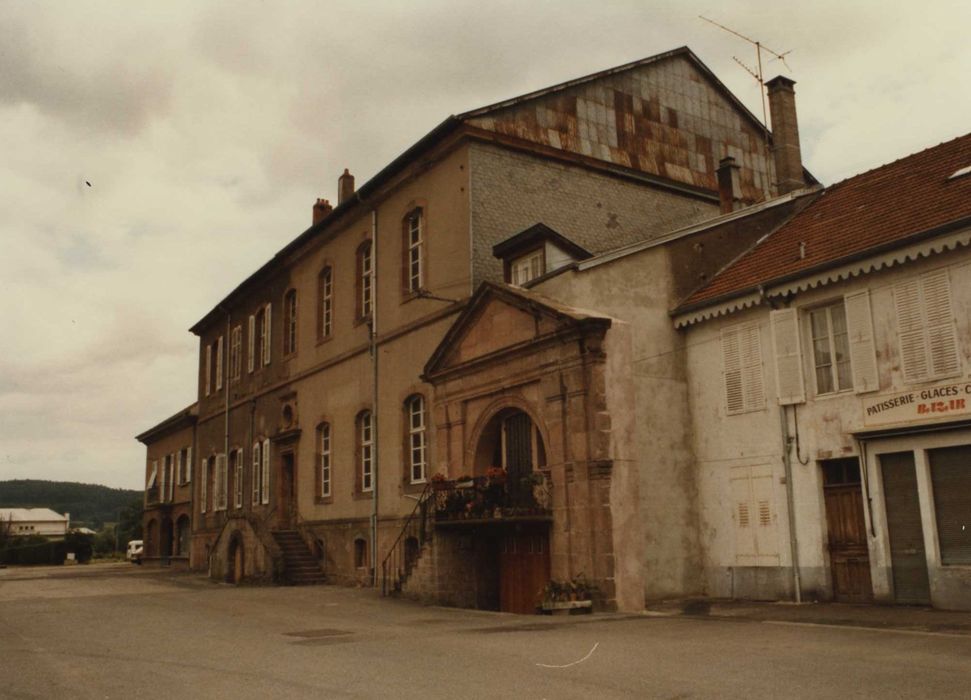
xmin=0 ymin=480 xmax=141 ymax=527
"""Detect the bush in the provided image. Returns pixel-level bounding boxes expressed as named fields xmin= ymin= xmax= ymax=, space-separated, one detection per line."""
xmin=0 ymin=536 xmax=67 ymax=565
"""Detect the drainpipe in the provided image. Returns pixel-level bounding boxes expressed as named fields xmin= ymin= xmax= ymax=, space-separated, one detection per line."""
xmin=369 ymin=207 xmax=379 ymax=587
xmin=779 ymin=406 xmax=803 ymax=603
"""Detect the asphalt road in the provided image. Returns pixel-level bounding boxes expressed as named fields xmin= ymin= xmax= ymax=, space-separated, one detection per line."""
xmin=1 ymin=564 xmax=970 ymax=699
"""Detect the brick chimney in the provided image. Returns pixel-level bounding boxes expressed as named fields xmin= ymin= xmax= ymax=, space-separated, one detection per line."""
xmin=338 ymin=168 xmax=355 ymax=205
xmin=313 ymin=198 xmax=333 ymax=226
xmin=717 ymin=156 xmax=741 ymax=214
xmin=765 ymin=76 xmax=804 ymax=195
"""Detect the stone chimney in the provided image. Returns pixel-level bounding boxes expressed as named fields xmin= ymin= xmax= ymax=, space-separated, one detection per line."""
xmin=313 ymin=198 xmax=333 ymax=226
xmin=717 ymin=156 xmax=741 ymax=214
xmin=338 ymin=168 xmax=355 ymax=205
xmin=765 ymin=76 xmax=804 ymax=195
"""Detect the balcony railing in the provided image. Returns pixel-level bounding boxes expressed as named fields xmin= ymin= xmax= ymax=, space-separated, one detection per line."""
xmin=431 ymin=471 xmax=552 ymax=523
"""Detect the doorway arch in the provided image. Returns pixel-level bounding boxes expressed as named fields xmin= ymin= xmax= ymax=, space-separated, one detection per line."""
xmin=226 ymin=532 xmax=245 ymax=584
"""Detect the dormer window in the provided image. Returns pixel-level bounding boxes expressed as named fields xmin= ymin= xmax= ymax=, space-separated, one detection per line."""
xmin=510 ymin=249 xmax=544 ymax=286
xmin=492 ymin=223 xmax=592 ymax=287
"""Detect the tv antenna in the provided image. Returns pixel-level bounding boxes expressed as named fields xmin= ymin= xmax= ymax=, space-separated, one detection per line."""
xmin=699 ymin=15 xmax=792 ymax=135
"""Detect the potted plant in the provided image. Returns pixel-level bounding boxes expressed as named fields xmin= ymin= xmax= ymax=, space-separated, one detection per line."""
xmin=538 ymin=574 xmax=594 ymax=614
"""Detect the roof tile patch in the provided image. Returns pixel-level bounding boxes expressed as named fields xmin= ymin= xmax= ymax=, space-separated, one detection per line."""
xmin=680 ymin=133 xmax=971 ymax=308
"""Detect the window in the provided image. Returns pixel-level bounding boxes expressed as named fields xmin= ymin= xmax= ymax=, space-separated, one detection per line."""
xmin=214 ymin=454 xmax=228 ymax=511
xmin=721 ymin=323 xmax=764 ymax=414
xmin=233 ymin=449 xmax=243 ymax=509
xmin=204 ymin=344 xmax=212 ymax=396
xmin=261 ymin=438 xmax=271 ymax=505
xmin=147 ymin=460 xmax=158 ymax=489
xmin=247 ymin=314 xmax=256 ymax=373
xmin=252 ymin=304 xmax=272 ymax=369
xmin=894 ymin=269 xmax=960 ymax=383
xmin=358 ymin=242 xmax=373 ymax=319
xmin=260 ymin=303 xmax=272 ymax=366
xmin=200 ymin=457 xmax=209 ymax=514
xmin=510 ymin=249 xmax=544 ymax=286
xmin=319 ymin=423 xmax=332 ymax=498
xmin=928 ymin=445 xmax=971 ymax=565
xmin=810 ymin=302 xmax=852 ymax=394
xmin=230 ymin=326 xmax=242 ymax=381
xmin=404 ymin=209 xmax=424 ymax=294
xmin=162 ymin=455 xmax=172 ymax=502
xmin=251 ymin=441 xmax=262 ymax=506
xmin=406 ymin=395 xmax=427 ymax=484
xmin=359 ymin=411 xmax=373 ymax=492
xmin=319 ymin=267 xmax=333 ymax=339
xmin=215 ymin=335 xmax=224 ymax=391
xmin=283 ymin=290 xmax=297 ymax=356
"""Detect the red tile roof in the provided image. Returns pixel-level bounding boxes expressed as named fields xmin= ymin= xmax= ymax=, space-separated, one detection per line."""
xmin=679 ymin=133 xmax=971 ymax=310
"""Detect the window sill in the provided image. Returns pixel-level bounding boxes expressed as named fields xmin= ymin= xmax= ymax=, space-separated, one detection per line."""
xmin=315 ymin=495 xmax=334 ymax=505
xmin=353 ymin=490 xmax=374 ymax=501
xmin=315 ymin=335 xmax=334 ymax=348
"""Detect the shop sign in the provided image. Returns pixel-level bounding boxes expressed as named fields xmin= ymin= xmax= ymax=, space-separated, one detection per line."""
xmin=862 ymin=381 xmax=971 ymax=427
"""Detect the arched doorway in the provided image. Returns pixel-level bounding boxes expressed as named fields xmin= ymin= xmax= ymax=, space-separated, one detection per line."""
xmin=473 ymin=407 xmax=551 ymax=614
xmin=227 ymin=532 xmax=244 ymax=584
xmin=175 ymin=515 xmax=191 ymax=557
xmin=159 ymin=518 xmax=173 ymax=558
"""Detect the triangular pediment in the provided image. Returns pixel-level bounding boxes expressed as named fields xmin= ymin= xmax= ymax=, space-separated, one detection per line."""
xmin=424 ymin=283 xmax=609 ymax=378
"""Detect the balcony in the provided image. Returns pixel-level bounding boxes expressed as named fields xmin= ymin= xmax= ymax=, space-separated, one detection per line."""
xmin=431 ymin=470 xmax=552 ymax=527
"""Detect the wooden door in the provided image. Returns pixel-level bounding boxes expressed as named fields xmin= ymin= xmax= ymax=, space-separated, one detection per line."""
xmin=822 ymin=458 xmax=872 ymax=602
xmin=880 ymin=452 xmax=931 ymax=604
xmin=278 ymin=453 xmax=296 ymax=529
xmin=499 ymin=529 xmax=550 ymax=614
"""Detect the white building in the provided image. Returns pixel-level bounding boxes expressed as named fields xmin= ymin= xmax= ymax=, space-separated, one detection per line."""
xmin=674 ymin=134 xmax=971 ymax=609
xmin=1 ymin=508 xmax=71 ymax=538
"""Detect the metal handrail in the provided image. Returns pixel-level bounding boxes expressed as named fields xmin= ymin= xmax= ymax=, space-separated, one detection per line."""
xmin=380 ymin=482 xmax=432 ymax=596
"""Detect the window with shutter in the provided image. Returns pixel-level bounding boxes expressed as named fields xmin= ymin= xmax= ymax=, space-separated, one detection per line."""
xmin=262 ymin=303 xmax=272 ymax=366
xmin=770 ymin=308 xmax=805 ymax=404
xmin=283 ymin=290 xmax=297 ymax=355
xmin=320 ymin=423 xmax=332 ymax=498
xmin=406 ymin=395 xmax=427 ymax=484
xmin=252 ymin=442 xmax=261 ymax=506
xmin=844 ymin=291 xmax=879 ymax=393
xmin=215 ymin=336 xmax=224 ymax=391
xmin=200 ymin=458 xmax=208 ymax=513
xmin=319 ymin=267 xmax=333 ymax=339
xmin=186 ymin=446 xmax=192 ymax=482
xmin=894 ymin=270 xmax=960 ymax=383
xmin=261 ymin=438 xmax=271 ymax=504
xmin=722 ymin=323 xmax=764 ymax=414
xmin=215 ymin=454 xmax=228 ymax=510
xmin=204 ymin=345 xmax=212 ymax=396
xmin=230 ymin=326 xmax=242 ymax=381
xmin=147 ymin=460 xmax=158 ymax=489
xmin=247 ymin=315 xmax=255 ymax=373
xmin=359 ymin=411 xmax=373 ymax=492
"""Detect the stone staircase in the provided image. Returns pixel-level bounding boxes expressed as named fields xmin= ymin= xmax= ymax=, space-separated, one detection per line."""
xmin=271 ymin=530 xmax=326 ymax=585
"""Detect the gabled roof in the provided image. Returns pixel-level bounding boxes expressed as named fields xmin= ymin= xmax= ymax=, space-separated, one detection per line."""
xmin=677 ymin=133 xmax=971 ymax=316
xmin=423 ymin=281 xmax=611 ymax=379
xmin=0 ymin=508 xmax=68 ymax=523
xmin=492 ymin=223 xmax=592 ymax=261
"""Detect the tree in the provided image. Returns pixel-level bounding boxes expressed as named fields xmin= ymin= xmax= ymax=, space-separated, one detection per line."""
xmin=116 ymin=498 xmax=143 ymax=548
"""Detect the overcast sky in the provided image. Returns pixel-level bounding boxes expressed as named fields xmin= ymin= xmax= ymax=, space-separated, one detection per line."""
xmin=1 ymin=1 xmax=968 ymax=490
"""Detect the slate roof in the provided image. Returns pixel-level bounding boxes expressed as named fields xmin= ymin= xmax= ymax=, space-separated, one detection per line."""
xmin=678 ymin=133 xmax=971 ymax=312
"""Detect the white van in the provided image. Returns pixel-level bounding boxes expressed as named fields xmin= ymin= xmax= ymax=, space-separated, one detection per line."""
xmin=127 ymin=540 xmax=144 ymax=564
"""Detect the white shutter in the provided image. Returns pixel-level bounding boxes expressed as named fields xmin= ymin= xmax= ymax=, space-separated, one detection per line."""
xmin=261 ymin=438 xmax=271 ymax=504
xmin=147 ymin=460 xmax=158 ymax=489
xmin=263 ymin=303 xmax=272 ymax=366
xmin=740 ymin=324 xmax=765 ymax=411
xmin=247 ymin=315 xmax=256 ymax=373
xmin=770 ymin=308 xmax=805 ymax=405
xmin=215 ymin=336 xmax=224 ymax=390
xmin=186 ymin=446 xmax=192 ymax=483
xmin=722 ymin=327 xmax=744 ymax=414
xmin=252 ymin=442 xmax=261 ymax=506
xmin=204 ymin=345 xmax=212 ymax=396
xmin=894 ymin=278 xmax=929 ymax=382
xmin=844 ymin=291 xmax=879 ymax=393
xmin=200 ymin=458 xmax=208 ymax=513
xmin=922 ymin=270 xmax=960 ymax=378
xmin=216 ymin=454 xmax=228 ymax=510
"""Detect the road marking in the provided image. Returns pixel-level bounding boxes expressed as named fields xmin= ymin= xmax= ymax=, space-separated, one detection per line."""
xmin=536 ymin=642 xmax=600 ymax=668
xmin=762 ymin=620 xmax=971 ymax=639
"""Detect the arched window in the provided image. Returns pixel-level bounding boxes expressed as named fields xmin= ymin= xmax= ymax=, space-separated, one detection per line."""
xmin=357 ymin=242 xmax=373 ymax=319
xmin=283 ymin=289 xmax=297 ymax=355
xmin=406 ymin=395 xmax=427 ymax=484
xmin=318 ymin=266 xmax=333 ymax=339
xmin=318 ymin=422 xmax=332 ymax=498
xmin=358 ymin=410 xmax=373 ymax=492
xmin=403 ymin=208 xmax=424 ymax=294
